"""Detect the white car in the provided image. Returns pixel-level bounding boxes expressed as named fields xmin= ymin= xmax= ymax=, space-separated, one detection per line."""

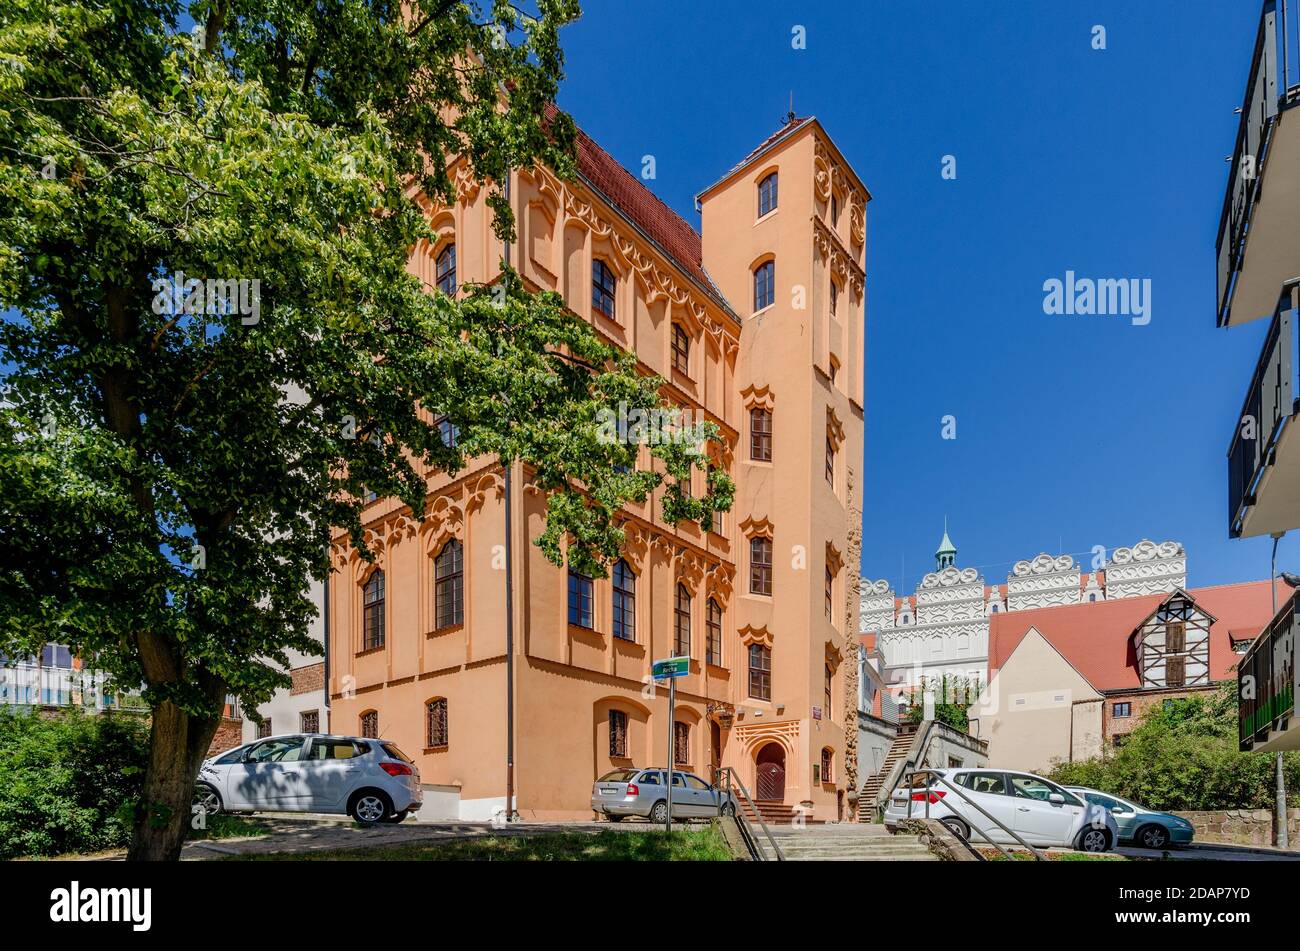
xmin=194 ymin=734 xmax=422 ymax=825
xmin=884 ymin=768 xmax=1117 ymax=853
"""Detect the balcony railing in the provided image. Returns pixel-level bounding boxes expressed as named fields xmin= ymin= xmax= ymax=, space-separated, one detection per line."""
xmin=1240 ymin=586 xmax=1298 ymax=751
xmin=1228 ymin=284 xmax=1298 ymax=537
xmin=0 ymin=663 xmax=142 ymax=712
xmin=1217 ymin=1 xmax=1300 ymax=326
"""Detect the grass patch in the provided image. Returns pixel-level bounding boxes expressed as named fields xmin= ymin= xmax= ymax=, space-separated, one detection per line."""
xmin=230 ymin=825 xmax=733 ymax=861
xmin=189 ymin=813 xmax=269 ymax=841
xmin=975 ymin=847 xmax=1127 ymax=862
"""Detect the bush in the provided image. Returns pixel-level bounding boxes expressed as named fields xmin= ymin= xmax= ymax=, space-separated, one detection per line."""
xmin=1046 ymin=687 xmax=1300 ymax=811
xmin=0 ymin=707 xmax=150 ymax=857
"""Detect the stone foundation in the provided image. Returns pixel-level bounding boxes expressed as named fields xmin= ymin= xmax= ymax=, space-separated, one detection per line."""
xmin=1173 ymin=808 xmax=1300 ymax=849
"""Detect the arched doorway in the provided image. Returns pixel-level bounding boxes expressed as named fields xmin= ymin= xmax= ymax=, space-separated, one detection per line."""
xmin=755 ymin=742 xmax=786 ymax=801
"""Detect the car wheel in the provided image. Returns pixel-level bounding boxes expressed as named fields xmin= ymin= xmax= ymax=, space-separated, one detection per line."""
xmin=349 ymin=790 xmax=392 ymax=826
xmin=1077 ymin=827 xmax=1111 ymax=853
xmin=721 ymin=802 xmax=736 ymax=818
xmin=940 ymin=817 xmax=970 ymax=841
xmin=1137 ymin=824 xmax=1169 ymax=849
xmin=380 ymin=809 xmax=408 ymax=824
xmin=193 ymin=783 xmax=222 ymax=817
xmin=649 ymin=800 xmax=668 ymax=824
xmin=606 ymin=814 xmax=624 ymax=822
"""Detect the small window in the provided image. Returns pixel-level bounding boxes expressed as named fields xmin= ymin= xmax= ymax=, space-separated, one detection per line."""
xmin=672 ymin=324 xmax=690 ymax=375
xmin=674 ymin=584 xmax=692 ymax=656
xmin=426 ymin=698 xmax=448 ymax=748
xmin=706 ymin=598 xmax=723 ymax=667
xmin=568 ymin=568 xmax=594 ymax=629
xmin=612 ymin=559 xmax=636 ymax=642
xmin=748 ymin=644 xmax=771 ymax=700
xmin=674 ymin=721 xmax=690 ymax=766
xmin=753 ymin=260 xmax=775 ymax=311
xmin=299 ymin=710 xmax=319 ymax=733
xmin=1165 ymin=656 xmax=1186 ymax=688
xmin=820 ymin=747 xmax=833 ymax=783
xmin=360 ymin=710 xmax=379 ymax=739
xmin=362 ymin=570 xmax=385 ymax=651
xmin=436 ymin=415 xmax=460 ymax=449
xmin=750 ymin=536 xmax=772 ymax=596
xmin=825 ymin=567 xmax=834 ymax=621
xmin=825 ymin=436 xmax=836 ymax=486
xmin=824 ymin=664 xmax=833 ymax=714
xmin=435 ymin=539 xmax=464 ymax=629
xmin=829 ymin=281 xmax=838 ymax=315
xmin=609 ymin=709 xmax=628 ymax=759
xmin=592 ymin=259 xmax=616 ymax=319
xmin=256 ymin=720 xmax=273 ymax=740
xmin=435 ymin=243 xmax=457 ymax=295
xmin=1167 ymin=621 xmax=1186 ymax=653
xmin=830 ymin=194 xmax=839 ymax=225
xmin=1113 ymin=702 xmax=1132 ymax=718
xmin=758 ymin=171 xmax=778 ymax=216
xmin=749 ymin=407 xmax=772 ymax=462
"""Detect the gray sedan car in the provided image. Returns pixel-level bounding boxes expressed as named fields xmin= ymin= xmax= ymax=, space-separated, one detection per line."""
xmin=591 ymin=768 xmax=737 ymax=822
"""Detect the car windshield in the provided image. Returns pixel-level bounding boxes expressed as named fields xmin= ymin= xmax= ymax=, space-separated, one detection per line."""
xmin=597 ymin=769 xmax=639 ymax=783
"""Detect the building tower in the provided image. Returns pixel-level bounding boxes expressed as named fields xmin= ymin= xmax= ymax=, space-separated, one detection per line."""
xmin=935 ymin=520 xmax=957 ymax=570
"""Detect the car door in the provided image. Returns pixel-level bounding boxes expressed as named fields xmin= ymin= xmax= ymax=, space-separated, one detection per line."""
xmin=952 ymin=771 xmax=1017 ymax=843
xmin=302 ymin=738 xmax=365 ymax=812
xmin=681 ymin=774 xmax=715 ymax=816
xmin=668 ymin=772 xmax=695 ymax=816
xmin=235 ymin=736 xmax=310 ymax=810
xmin=1009 ymin=774 xmax=1082 ymax=846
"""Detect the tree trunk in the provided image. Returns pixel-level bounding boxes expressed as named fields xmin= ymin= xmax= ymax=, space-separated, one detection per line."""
xmin=127 ymin=699 xmax=222 ymax=861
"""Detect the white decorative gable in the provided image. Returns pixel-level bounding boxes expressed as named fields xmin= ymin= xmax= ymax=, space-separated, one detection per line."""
xmin=859 ymin=578 xmax=897 ymax=633
xmin=1104 ymin=540 xmax=1186 ymax=600
xmin=1006 ymin=553 xmax=1082 ymax=611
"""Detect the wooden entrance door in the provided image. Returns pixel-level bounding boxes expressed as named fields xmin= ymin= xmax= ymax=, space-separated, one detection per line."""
xmin=755 ymin=742 xmax=786 ymax=801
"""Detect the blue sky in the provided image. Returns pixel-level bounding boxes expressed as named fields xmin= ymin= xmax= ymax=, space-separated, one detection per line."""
xmin=555 ymin=0 xmax=1296 ymax=591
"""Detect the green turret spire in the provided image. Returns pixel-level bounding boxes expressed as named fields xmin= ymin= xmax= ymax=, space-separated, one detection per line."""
xmin=935 ymin=517 xmax=957 ymax=570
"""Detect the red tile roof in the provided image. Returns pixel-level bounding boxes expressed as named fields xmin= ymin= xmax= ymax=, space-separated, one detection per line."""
xmin=545 ymin=105 xmax=732 ymax=314
xmin=988 ymin=580 xmax=1278 ymax=691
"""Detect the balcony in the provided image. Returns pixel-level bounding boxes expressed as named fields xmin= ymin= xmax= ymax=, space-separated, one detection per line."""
xmin=1228 ymin=284 xmax=1300 ymax=537
xmin=1240 ymin=586 xmax=1298 ymax=752
xmin=1217 ymin=1 xmax=1300 ymax=328
xmin=0 ymin=663 xmax=141 ymax=712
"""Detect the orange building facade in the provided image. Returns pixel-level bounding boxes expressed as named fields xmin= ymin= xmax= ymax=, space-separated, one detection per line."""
xmin=328 ymin=115 xmax=869 ymax=821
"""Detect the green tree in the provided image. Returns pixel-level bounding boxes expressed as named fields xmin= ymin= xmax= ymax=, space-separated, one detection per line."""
xmin=1047 ymin=686 xmax=1300 ymax=811
xmin=902 ymin=674 xmax=979 ymax=733
xmin=0 ymin=0 xmax=731 ymax=860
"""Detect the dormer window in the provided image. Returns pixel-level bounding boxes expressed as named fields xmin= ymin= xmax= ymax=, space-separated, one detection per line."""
xmin=592 ymin=259 xmax=616 ymax=320
xmin=758 ymin=172 xmax=778 ymax=216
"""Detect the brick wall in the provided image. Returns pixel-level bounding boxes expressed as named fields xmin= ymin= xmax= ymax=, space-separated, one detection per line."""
xmin=1102 ymin=685 xmax=1218 ymax=744
xmin=290 ymin=662 xmax=325 ymax=696
xmin=206 ymin=717 xmax=244 ymax=757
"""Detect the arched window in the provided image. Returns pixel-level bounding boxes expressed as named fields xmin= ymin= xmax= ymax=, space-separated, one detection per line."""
xmin=821 ymin=747 xmax=834 ymax=783
xmin=608 ymin=709 xmax=628 ymax=758
xmin=435 ymin=242 xmax=457 ymax=295
xmin=592 ymin=259 xmax=616 ymax=319
xmin=612 ymin=558 xmax=635 ymax=641
xmin=748 ymin=644 xmax=771 ymax=700
xmin=434 ymin=540 xmax=464 ymax=629
xmin=674 ymin=583 xmax=692 ymax=656
xmin=706 ymin=598 xmax=723 ymax=666
xmin=758 ymin=171 xmax=778 ymax=216
xmin=673 ymin=721 xmax=690 ymax=766
xmin=362 ymin=571 xmax=385 ymax=650
xmin=671 ymin=324 xmax=690 ymax=375
xmin=568 ymin=567 xmax=594 ymax=629
xmin=750 ymin=536 xmax=772 ymax=596
xmin=749 ymin=406 xmax=772 ymax=461
xmin=990 ymin=603 xmax=1000 ymax=614
xmin=426 ymin=698 xmax=448 ymax=748
xmin=360 ymin=710 xmax=378 ymax=738
xmin=753 ymin=260 xmax=775 ymax=311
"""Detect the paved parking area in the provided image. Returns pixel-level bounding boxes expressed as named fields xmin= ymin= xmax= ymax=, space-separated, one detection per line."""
xmin=1118 ymin=841 xmax=1300 ymax=861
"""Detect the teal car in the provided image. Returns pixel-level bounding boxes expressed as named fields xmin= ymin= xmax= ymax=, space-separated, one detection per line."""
xmin=1065 ymin=787 xmax=1194 ymax=849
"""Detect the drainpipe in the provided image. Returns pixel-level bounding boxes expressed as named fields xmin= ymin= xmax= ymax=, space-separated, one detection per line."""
xmin=503 ymin=169 xmax=517 ymax=823
xmin=1273 ymin=532 xmax=1288 ymax=848
xmin=323 ymin=567 xmax=330 ymax=733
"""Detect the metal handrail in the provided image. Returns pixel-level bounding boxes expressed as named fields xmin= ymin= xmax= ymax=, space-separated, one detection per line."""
xmin=714 ymin=766 xmax=785 ymax=861
xmin=904 ymin=769 xmax=1046 ymax=861
xmin=871 ymin=718 xmax=940 ymax=820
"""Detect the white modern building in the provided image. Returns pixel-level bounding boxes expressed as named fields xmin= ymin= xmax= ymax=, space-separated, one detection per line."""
xmin=860 ymin=530 xmax=1188 ymax=691
xmin=241 ymin=576 xmax=328 ymax=743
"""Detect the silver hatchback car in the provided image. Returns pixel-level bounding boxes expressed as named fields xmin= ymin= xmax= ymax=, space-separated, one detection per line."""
xmin=195 ymin=733 xmax=423 ymax=825
xmin=591 ymin=768 xmax=737 ymax=822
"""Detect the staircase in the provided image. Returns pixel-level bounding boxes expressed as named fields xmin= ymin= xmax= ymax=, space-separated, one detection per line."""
xmin=740 ymin=799 xmax=823 ymax=828
xmin=858 ymin=729 xmax=914 ymax=821
xmin=755 ymin=822 xmax=938 ymax=861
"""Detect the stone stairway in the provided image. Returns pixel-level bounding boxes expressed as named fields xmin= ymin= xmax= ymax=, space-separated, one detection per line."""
xmin=858 ymin=730 xmax=914 ymax=821
xmin=741 ymin=799 xmax=823 ymax=827
xmin=754 ymin=822 xmax=938 ymax=861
